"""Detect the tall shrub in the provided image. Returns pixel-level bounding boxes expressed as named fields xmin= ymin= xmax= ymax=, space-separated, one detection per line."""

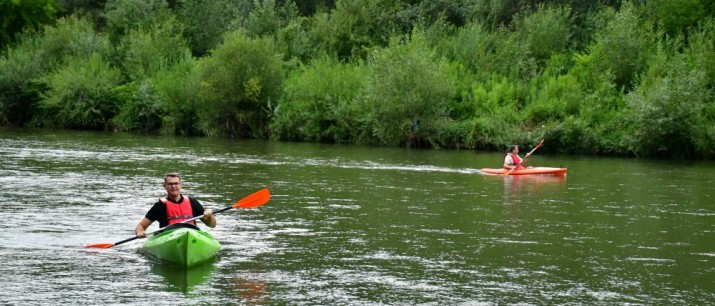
xmin=103 ymin=0 xmax=170 ymax=43
xmin=364 ymin=31 xmax=455 ymax=147
xmin=442 ymin=21 xmax=498 ymax=76
xmin=456 ymin=74 xmax=526 ymax=150
xmin=0 ymin=14 xmax=108 ymax=126
xmin=0 ymin=40 xmax=44 ymax=125
xmin=514 ymin=4 xmax=572 ymax=66
xmin=175 ymin=0 xmax=242 ymax=56
xmin=624 ymin=51 xmax=713 ymax=158
xmin=194 ymin=30 xmax=283 ymax=137
xmin=37 ymin=54 xmax=122 ymax=129
xmin=0 ymin=0 xmax=63 ymax=47
xmin=270 ymin=57 xmax=368 ymax=143
xmin=116 ymin=16 xmax=189 ymax=81
xmin=586 ymin=3 xmax=656 ymax=91
xmin=35 ymin=15 xmax=110 ymax=69
xmin=153 ymin=57 xmax=201 ymax=135
xmin=644 ymin=0 xmax=706 ymax=37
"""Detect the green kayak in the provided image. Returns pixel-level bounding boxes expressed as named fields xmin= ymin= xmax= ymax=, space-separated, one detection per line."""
xmin=142 ymin=223 xmax=221 ymax=267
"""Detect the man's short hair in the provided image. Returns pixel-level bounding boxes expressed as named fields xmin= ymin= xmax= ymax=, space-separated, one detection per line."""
xmin=164 ymin=173 xmax=182 ymax=183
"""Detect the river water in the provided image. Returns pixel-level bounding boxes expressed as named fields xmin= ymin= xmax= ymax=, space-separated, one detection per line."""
xmin=0 ymin=128 xmax=713 ymax=305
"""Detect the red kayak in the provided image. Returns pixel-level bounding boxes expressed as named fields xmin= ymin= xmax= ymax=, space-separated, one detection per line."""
xmin=480 ymin=167 xmax=567 ymax=176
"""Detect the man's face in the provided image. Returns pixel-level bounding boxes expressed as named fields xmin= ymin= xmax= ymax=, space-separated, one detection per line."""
xmin=164 ymin=176 xmax=182 ymax=198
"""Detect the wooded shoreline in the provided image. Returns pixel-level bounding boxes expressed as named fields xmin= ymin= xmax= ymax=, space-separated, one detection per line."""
xmin=1 ymin=0 xmax=714 ymax=158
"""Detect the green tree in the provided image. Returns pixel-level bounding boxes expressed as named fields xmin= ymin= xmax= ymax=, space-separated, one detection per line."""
xmin=244 ymin=0 xmax=294 ymax=38
xmin=514 ymin=4 xmax=572 ymax=66
xmin=37 ymin=53 xmax=122 ymax=129
xmin=270 ymin=57 xmax=368 ymax=143
xmin=586 ymin=3 xmax=656 ymax=91
xmin=644 ymin=0 xmax=706 ymax=37
xmin=307 ymin=0 xmax=402 ymax=61
xmin=175 ymin=0 xmax=243 ymax=56
xmin=439 ymin=21 xmax=497 ymax=75
xmin=624 ymin=48 xmax=713 ymax=158
xmin=194 ymin=30 xmax=283 ymax=137
xmin=0 ymin=0 xmax=63 ymax=48
xmin=0 ymin=14 xmax=108 ymax=126
xmin=103 ymin=0 xmax=171 ymax=43
xmin=364 ymin=31 xmax=455 ymax=147
xmin=34 ymin=14 xmax=110 ymax=67
xmin=153 ymin=57 xmax=202 ymax=135
xmin=0 ymin=42 xmax=44 ymax=125
xmin=115 ymin=15 xmax=189 ymax=81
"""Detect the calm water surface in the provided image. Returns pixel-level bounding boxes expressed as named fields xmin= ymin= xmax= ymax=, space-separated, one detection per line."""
xmin=0 ymin=128 xmax=713 ymax=305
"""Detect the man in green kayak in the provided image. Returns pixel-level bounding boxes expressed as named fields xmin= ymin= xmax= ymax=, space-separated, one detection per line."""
xmin=135 ymin=173 xmax=216 ymax=238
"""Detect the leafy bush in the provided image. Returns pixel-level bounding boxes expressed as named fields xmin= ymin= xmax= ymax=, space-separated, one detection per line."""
xmin=586 ymin=3 xmax=656 ymax=91
xmin=112 ymin=81 xmax=163 ymax=133
xmin=270 ymin=57 xmax=368 ymax=143
xmin=441 ymin=22 xmax=497 ymax=75
xmin=175 ymin=0 xmax=242 ymax=56
xmin=0 ymin=14 xmax=107 ymax=126
xmin=461 ymin=74 xmax=526 ymax=148
xmin=34 ymin=14 xmax=110 ymax=68
xmin=363 ymin=32 xmax=455 ymax=147
xmin=194 ymin=30 xmax=283 ymax=137
xmin=686 ymin=19 xmax=715 ymax=89
xmin=276 ymin=17 xmax=313 ymax=63
xmin=514 ymin=4 xmax=572 ymax=65
xmin=524 ymin=73 xmax=582 ymax=123
xmin=244 ymin=0 xmax=298 ymax=38
xmin=306 ymin=0 xmax=402 ymax=61
xmin=624 ymin=50 xmax=712 ymax=158
xmin=0 ymin=0 xmax=63 ymax=47
xmin=116 ymin=15 xmax=190 ymax=81
xmin=37 ymin=54 xmax=122 ymax=129
xmin=543 ymin=116 xmax=601 ymax=154
xmin=153 ymin=57 xmax=202 ymax=136
xmin=103 ymin=0 xmax=170 ymax=43
xmin=644 ymin=0 xmax=706 ymax=37
xmin=0 ymin=40 xmax=45 ymax=125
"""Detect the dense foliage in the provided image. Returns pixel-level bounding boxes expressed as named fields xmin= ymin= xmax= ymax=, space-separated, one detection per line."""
xmin=1 ymin=0 xmax=714 ymax=158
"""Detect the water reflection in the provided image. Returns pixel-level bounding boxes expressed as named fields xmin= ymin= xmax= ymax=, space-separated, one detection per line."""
xmin=150 ymin=258 xmax=217 ymax=293
xmin=231 ymin=277 xmax=268 ymax=305
xmin=502 ymin=174 xmax=567 ymax=190
xmin=498 ymin=174 xmax=567 ymax=204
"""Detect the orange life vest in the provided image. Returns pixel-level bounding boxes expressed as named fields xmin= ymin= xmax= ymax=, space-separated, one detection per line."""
xmin=512 ymin=155 xmax=523 ymax=169
xmin=161 ymin=195 xmax=196 ymax=225
xmin=505 ymin=154 xmax=524 ymax=170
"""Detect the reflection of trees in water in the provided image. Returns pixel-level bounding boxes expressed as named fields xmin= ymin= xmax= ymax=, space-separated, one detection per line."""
xmin=233 ymin=278 xmax=268 ymax=305
xmin=502 ymin=175 xmax=567 ymax=201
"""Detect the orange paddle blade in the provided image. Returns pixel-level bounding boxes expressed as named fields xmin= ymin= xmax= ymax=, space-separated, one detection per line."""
xmin=84 ymin=243 xmax=115 ymax=249
xmin=232 ymin=188 xmax=270 ymax=209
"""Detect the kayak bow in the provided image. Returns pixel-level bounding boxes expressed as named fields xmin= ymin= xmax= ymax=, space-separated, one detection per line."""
xmin=142 ymin=223 xmax=221 ymax=267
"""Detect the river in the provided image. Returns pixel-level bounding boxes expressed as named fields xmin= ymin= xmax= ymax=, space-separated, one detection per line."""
xmin=0 ymin=127 xmax=713 ymax=305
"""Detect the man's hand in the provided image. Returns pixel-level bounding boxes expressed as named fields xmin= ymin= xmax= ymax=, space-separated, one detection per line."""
xmin=202 ymin=209 xmax=216 ymax=228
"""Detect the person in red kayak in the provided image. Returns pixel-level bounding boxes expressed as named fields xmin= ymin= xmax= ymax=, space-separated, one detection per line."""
xmin=135 ymin=173 xmax=216 ymax=238
xmin=503 ymin=145 xmax=532 ymax=170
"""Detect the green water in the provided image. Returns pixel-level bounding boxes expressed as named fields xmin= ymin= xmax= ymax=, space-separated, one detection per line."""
xmin=0 ymin=127 xmax=713 ymax=305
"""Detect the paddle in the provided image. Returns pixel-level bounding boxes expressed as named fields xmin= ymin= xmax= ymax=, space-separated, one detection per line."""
xmin=504 ymin=139 xmax=544 ymax=176
xmin=85 ymin=188 xmax=270 ymax=249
